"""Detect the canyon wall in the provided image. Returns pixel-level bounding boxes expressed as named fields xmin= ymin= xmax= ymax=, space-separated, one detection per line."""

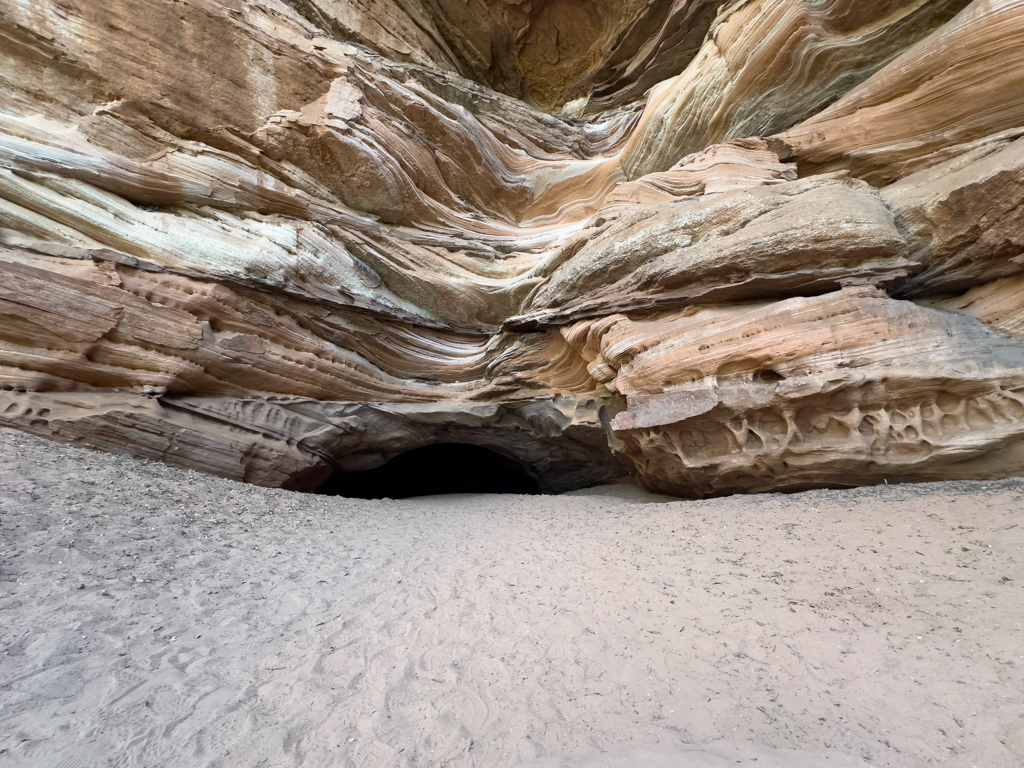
xmin=0 ymin=0 xmax=1022 ymax=496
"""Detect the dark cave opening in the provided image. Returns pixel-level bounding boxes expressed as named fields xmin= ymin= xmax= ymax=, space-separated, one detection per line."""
xmin=315 ymin=443 xmax=544 ymax=499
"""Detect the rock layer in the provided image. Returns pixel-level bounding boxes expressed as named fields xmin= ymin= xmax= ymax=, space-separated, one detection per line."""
xmin=0 ymin=0 xmax=1022 ymax=496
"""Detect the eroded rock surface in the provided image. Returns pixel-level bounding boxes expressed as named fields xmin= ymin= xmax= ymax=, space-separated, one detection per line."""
xmin=0 ymin=0 xmax=1022 ymax=496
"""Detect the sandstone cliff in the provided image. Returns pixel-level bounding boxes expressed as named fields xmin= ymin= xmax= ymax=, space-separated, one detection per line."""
xmin=1 ymin=0 xmax=1022 ymax=496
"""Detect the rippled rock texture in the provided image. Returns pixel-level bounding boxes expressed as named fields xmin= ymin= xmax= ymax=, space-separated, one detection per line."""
xmin=1 ymin=0 xmax=1022 ymax=496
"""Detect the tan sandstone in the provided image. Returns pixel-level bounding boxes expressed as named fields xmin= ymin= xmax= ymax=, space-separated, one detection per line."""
xmin=0 ymin=0 xmax=1022 ymax=496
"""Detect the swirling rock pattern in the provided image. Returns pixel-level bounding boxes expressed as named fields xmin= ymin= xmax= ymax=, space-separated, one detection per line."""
xmin=0 ymin=0 xmax=1022 ymax=496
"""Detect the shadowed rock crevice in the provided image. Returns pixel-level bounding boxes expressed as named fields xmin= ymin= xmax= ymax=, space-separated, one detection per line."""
xmin=316 ymin=443 xmax=543 ymax=498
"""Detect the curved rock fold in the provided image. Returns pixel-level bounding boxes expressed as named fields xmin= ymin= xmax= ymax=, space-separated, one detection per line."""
xmin=0 ymin=0 xmax=1022 ymax=496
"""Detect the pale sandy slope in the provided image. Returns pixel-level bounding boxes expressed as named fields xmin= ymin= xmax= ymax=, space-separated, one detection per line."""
xmin=0 ymin=429 xmax=1021 ymax=768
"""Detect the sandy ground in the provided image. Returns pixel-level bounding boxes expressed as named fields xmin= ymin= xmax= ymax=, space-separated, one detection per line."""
xmin=1 ymin=429 xmax=1022 ymax=768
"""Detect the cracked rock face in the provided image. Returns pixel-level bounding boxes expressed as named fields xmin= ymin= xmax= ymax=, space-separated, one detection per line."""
xmin=0 ymin=0 xmax=1022 ymax=497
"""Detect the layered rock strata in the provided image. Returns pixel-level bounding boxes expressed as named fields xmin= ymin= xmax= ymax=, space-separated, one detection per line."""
xmin=0 ymin=0 xmax=1022 ymax=496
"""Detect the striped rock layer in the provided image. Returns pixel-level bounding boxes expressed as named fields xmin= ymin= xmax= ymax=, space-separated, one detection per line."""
xmin=1 ymin=0 xmax=1022 ymax=495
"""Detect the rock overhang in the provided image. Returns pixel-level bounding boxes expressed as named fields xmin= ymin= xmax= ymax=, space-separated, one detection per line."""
xmin=0 ymin=0 xmax=1022 ymax=497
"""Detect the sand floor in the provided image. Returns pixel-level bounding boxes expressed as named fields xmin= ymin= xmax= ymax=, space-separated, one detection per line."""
xmin=1 ymin=429 xmax=1022 ymax=767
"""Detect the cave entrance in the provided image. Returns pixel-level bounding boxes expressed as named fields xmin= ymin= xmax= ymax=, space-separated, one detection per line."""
xmin=316 ymin=443 xmax=543 ymax=499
